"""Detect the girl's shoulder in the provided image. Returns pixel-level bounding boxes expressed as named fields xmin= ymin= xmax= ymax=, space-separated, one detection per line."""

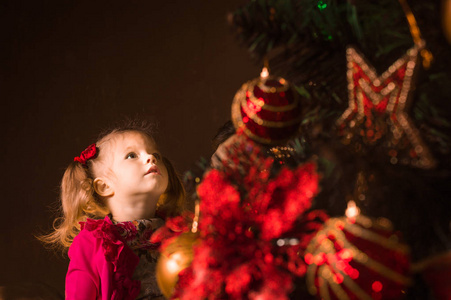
xmin=69 ymin=217 xmax=113 ymax=259
xmin=71 ymin=217 xmax=115 ymax=249
xmin=79 ymin=216 xmax=116 ymax=240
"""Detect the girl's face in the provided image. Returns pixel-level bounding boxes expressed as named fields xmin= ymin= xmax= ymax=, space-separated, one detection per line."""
xmin=103 ymin=131 xmax=169 ymax=201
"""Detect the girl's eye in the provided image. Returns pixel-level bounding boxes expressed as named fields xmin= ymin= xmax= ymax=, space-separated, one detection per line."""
xmin=126 ymin=152 xmax=138 ymax=159
xmin=153 ymin=153 xmax=162 ymax=160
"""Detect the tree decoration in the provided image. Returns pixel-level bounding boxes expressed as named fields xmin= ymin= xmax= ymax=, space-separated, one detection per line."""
xmin=268 ymin=145 xmax=296 ymax=165
xmin=305 ymin=207 xmax=412 ymax=300
xmin=229 ymin=0 xmax=451 ymax=152
xmin=152 ymin=212 xmax=197 ymax=299
xmin=336 ymin=0 xmax=437 ymax=169
xmin=155 ymin=231 xmax=198 ymax=299
xmin=163 ymin=134 xmax=327 ymax=299
xmin=336 ymin=45 xmax=436 ymax=169
xmin=231 ymin=66 xmax=303 ymax=145
xmin=159 ymin=0 xmax=451 ymax=298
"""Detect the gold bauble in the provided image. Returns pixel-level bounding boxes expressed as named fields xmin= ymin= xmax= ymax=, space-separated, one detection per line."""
xmin=156 ymin=232 xmax=198 ymax=299
xmin=443 ymin=0 xmax=451 ymax=43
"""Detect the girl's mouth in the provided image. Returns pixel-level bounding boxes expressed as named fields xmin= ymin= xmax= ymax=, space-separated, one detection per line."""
xmin=146 ymin=165 xmax=160 ymax=175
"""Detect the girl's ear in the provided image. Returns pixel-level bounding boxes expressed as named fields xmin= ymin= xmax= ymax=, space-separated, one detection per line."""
xmin=93 ymin=178 xmax=114 ymax=197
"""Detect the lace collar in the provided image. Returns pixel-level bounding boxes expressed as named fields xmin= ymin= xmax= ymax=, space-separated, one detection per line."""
xmin=111 ymin=216 xmax=163 ymax=252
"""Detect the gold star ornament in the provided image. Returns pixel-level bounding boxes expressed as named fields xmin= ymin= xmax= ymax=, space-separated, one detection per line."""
xmin=336 ymin=44 xmax=436 ymax=169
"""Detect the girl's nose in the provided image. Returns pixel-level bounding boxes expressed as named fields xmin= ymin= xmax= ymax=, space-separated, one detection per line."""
xmin=147 ymin=155 xmax=157 ymax=164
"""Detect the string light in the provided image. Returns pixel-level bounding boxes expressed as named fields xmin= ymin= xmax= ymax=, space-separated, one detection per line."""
xmin=345 ymin=200 xmax=360 ymax=219
xmin=317 ymin=1 xmax=327 ymax=10
xmin=260 ymin=67 xmax=269 ymax=79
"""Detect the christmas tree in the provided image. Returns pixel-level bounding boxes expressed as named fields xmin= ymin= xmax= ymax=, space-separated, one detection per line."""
xmin=156 ymin=1 xmax=451 ymax=299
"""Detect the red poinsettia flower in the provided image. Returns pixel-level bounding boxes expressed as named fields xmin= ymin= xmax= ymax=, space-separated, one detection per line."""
xmin=159 ymin=134 xmax=328 ymax=299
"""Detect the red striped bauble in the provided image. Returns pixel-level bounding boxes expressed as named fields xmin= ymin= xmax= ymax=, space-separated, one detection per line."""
xmin=231 ymin=74 xmax=302 ymax=145
xmin=304 ymin=214 xmax=412 ymax=300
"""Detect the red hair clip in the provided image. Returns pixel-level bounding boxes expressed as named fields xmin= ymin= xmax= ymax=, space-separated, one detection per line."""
xmin=74 ymin=143 xmax=98 ymax=165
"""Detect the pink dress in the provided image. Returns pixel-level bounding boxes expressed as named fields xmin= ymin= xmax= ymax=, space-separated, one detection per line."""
xmin=66 ymin=216 xmax=162 ymax=300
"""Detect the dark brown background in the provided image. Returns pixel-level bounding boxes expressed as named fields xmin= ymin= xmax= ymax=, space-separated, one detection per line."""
xmin=0 ymin=0 xmax=259 ymax=295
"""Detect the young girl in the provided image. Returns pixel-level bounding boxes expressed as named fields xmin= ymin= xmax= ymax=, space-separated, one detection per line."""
xmin=40 ymin=122 xmax=185 ymax=300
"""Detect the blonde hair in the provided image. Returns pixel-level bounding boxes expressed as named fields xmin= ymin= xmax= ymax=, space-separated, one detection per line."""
xmin=157 ymin=156 xmax=185 ymax=218
xmin=39 ymin=124 xmax=186 ymax=251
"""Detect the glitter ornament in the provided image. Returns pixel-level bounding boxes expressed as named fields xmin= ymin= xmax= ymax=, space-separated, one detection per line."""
xmin=337 ymin=0 xmax=436 ymax=169
xmin=155 ymin=231 xmax=198 ymax=299
xmin=163 ymin=136 xmax=326 ymax=299
xmin=305 ymin=208 xmax=412 ymax=300
xmin=336 ymin=45 xmax=435 ymax=169
xmin=231 ymin=67 xmax=302 ymax=145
